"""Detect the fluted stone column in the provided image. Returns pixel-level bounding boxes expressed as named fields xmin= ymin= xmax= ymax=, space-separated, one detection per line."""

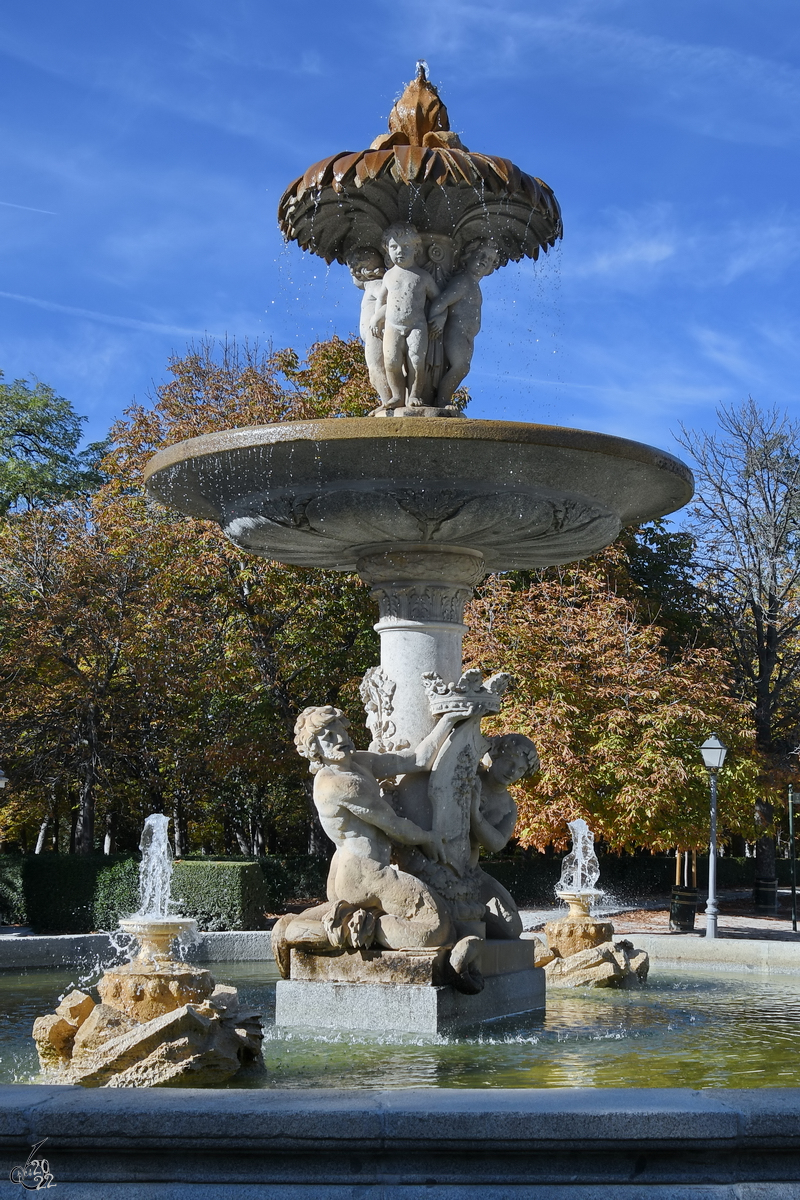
xmin=357 ymin=545 xmax=486 ymax=750
xmin=357 ymin=545 xmax=485 ymax=834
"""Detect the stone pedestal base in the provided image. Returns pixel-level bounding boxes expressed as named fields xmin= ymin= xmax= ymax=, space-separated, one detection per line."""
xmin=544 ymin=916 xmax=613 ymax=958
xmin=275 ymin=969 xmax=544 ymax=1034
xmin=276 ymin=939 xmax=545 ymax=1034
xmin=371 ymin=405 xmax=462 ymax=418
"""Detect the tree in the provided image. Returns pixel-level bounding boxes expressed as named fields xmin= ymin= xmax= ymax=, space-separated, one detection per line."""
xmin=0 ymin=373 xmax=106 ymax=514
xmin=620 ymin=520 xmax=707 ymax=656
xmin=677 ymin=399 xmax=800 ymax=882
xmin=0 ymin=337 xmax=380 ymax=855
xmin=463 ymin=546 xmax=760 ymax=853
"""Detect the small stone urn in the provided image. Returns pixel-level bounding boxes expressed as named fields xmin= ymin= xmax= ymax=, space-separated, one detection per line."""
xmin=98 ymin=917 xmax=214 ymax=1022
xmin=544 ymin=889 xmax=613 ymax=958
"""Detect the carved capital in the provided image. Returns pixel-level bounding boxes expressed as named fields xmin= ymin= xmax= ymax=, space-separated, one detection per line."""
xmin=358 ymin=545 xmax=484 ymax=628
xmin=370 ymin=582 xmax=472 ymax=625
xmin=356 ymin=545 xmax=485 ymax=589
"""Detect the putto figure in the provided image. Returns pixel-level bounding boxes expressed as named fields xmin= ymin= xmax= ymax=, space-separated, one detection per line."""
xmin=371 ymin=223 xmax=440 ymax=410
xmin=273 ymin=703 xmax=476 ymax=974
xmin=428 ymin=241 xmax=499 ymax=408
xmin=347 ymin=247 xmax=392 ymax=407
xmin=470 ymin=733 xmax=540 ymax=939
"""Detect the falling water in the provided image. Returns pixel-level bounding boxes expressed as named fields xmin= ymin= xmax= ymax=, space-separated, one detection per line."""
xmin=136 ymin=814 xmax=175 ymax=918
xmin=557 ymin=818 xmax=602 ymax=896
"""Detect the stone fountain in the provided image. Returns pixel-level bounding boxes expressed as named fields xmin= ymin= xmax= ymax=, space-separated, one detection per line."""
xmin=33 ymin=815 xmax=263 ymax=1086
xmin=542 ymin=818 xmax=649 ymax=988
xmin=143 ymin=66 xmax=692 ymax=1033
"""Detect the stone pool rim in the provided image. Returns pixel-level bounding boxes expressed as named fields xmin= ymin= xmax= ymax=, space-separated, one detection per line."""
xmin=4 ymin=931 xmax=800 ymax=1192
xmin=0 ymin=1085 xmax=798 ymax=1194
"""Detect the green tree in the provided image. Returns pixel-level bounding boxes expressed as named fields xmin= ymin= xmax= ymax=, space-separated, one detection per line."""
xmin=0 ymin=373 xmax=106 ymax=514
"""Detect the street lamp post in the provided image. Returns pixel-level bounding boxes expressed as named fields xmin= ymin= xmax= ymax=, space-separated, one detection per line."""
xmin=700 ymin=734 xmax=728 ymax=940
xmin=790 ymin=782 xmax=798 ymax=934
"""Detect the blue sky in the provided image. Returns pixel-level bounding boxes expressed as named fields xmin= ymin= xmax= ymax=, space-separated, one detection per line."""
xmin=0 ymin=1 xmax=798 ymax=464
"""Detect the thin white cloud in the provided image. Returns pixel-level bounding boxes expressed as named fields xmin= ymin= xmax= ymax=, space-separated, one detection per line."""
xmin=405 ymin=0 xmax=800 ymax=147
xmin=691 ymin=327 xmax=764 ymax=383
xmin=560 ymin=205 xmax=800 ymax=291
xmin=0 ymin=290 xmax=213 ymax=337
xmin=0 ymin=199 xmax=56 ymax=215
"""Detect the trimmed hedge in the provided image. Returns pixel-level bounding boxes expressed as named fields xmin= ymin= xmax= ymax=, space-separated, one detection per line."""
xmin=6 ymin=850 xmax=796 ymax=933
xmin=23 ymin=854 xmax=112 ymax=933
xmin=171 ymin=861 xmax=267 ymax=932
xmin=0 ymin=856 xmax=25 ymax=925
xmin=13 ymin=853 xmax=313 ymax=933
xmin=93 ymin=858 xmax=139 ymax=931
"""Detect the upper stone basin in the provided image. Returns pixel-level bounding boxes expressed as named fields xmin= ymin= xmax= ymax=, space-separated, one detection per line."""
xmin=143 ymin=418 xmax=694 ymax=572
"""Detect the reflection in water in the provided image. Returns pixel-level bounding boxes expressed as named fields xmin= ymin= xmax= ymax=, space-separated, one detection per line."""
xmin=3 ymin=962 xmax=800 ymax=1089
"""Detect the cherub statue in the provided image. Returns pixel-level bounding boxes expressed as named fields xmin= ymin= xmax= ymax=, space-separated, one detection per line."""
xmin=370 ymin=222 xmax=440 ymax=409
xmin=347 ymin=247 xmax=392 ymax=407
xmin=470 ymin=733 xmax=540 ymax=939
xmin=427 ymin=241 xmax=499 ymax=407
xmin=273 ymin=703 xmax=481 ymax=978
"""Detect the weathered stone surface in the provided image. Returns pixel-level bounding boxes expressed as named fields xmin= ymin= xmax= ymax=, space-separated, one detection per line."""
xmin=32 ymin=1014 xmax=77 ymax=1068
xmin=35 ymin=951 xmax=263 ymax=1088
xmin=544 ymin=916 xmax=614 ymax=958
xmin=291 ymin=946 xmax=449 ymax=985
xmin=628 ymin=947 xmax=650 ymax=983
xmin=544 ymin=939 xmax=650 ymax=989
xmin=143 ymin=421 xmax=694 ymax=574
xmin=55 ymin=989 xmax=95 ymax=1026
xmin=71 ymin=1004 xmax=140 ymax=1061
xmin=97 ymin=962 xmax=215 ymax=1022
xmin=276 ymin=967 xmax=545 ymax=1034
xmin=478 ymin=939 xmax=536 ymax=976
xmin=66 ymin=1004 xmax=215 ymax=1086
xmin=289 ymin=939 xmax=536 ymax=989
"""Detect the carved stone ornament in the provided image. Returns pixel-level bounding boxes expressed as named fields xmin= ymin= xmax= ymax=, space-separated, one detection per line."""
xmin=369 ymin=582 xmax=473 ymax=626
xmin=423 ymin=669 xmax=512 ymax=716
xmin=223 ymin=484 xmax=621 ymax=572
xmin=359 ymin=665 xmax=409 ymax=752
xmin=277 ymin=63 xmax=562 ymax=271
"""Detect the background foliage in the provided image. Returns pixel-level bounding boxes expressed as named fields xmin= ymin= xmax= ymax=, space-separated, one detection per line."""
xmin=0 ymin=340 xmax=789 ymax=872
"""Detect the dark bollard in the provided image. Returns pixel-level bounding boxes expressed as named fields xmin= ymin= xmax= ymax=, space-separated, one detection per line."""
xmin=669 ymin=886 xmax=698 ymax=932
xmin=754 ymin=877 xmax=778 ymax=911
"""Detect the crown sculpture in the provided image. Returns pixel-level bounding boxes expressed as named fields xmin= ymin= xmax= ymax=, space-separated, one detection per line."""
xmin=278 ymin=62 xmax=562 ymax=415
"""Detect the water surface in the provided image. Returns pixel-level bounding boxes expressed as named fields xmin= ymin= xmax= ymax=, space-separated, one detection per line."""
xmin=3 ymin=962 xmax=799 ymax=1089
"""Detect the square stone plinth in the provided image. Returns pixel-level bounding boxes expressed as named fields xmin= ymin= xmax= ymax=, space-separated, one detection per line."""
xmin=275 ymin=964 xmax=545 ymax=1035
xmin=289 ymin=938 xmax=536 ymax=986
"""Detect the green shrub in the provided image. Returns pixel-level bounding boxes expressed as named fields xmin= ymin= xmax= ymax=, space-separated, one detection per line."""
xmin=23 ymin=855 xmax=108 ymax=933
xmin=93 ymin=858 xmax=140 ymax=931
xmin=172 ymin=860 xmax=268 ymax=931
xmin=266 ymin=854 xmax=328 ymax=906
xmin=0 ymin=856 xmax=26 ymax=925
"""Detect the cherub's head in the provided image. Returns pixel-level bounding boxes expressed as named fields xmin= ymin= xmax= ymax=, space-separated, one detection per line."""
xmin=381 ymin=222 xmax=422 ymax=269
xmin=465 ymin=241 xmax=500 ymax=279
xmin=294 ymin=705 xmax=353 ymax=773
xmin=482 ymin=733 xmax=539 ymax=787
xmin=347 ymin=247 xmax=385 ymax=283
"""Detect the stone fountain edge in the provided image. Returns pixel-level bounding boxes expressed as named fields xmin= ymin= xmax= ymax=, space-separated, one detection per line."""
xmin=0 ymin=1084 xmax=798 ymax=1193
xmin=3 ymin=928 xmax=800 ymax=973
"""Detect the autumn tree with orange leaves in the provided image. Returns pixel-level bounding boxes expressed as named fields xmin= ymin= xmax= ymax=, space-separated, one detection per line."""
xmin=464 ymin=548 xmax=761 ymax=853
xmin=0 ymin=335 xmax=767 ymax=859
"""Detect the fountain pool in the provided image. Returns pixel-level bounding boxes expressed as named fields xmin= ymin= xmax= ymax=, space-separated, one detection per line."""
xmin=6 ymin=961 xmax=800 ymax=1090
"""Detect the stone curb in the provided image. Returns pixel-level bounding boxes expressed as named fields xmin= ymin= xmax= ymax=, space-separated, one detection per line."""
xmin=0 ymin=930 xmax=274 ymax=970
xmin=0 ymin=1087 xmax=799 ymax=1193
xmin=631 ymin=933 xmax=800 ymax=974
